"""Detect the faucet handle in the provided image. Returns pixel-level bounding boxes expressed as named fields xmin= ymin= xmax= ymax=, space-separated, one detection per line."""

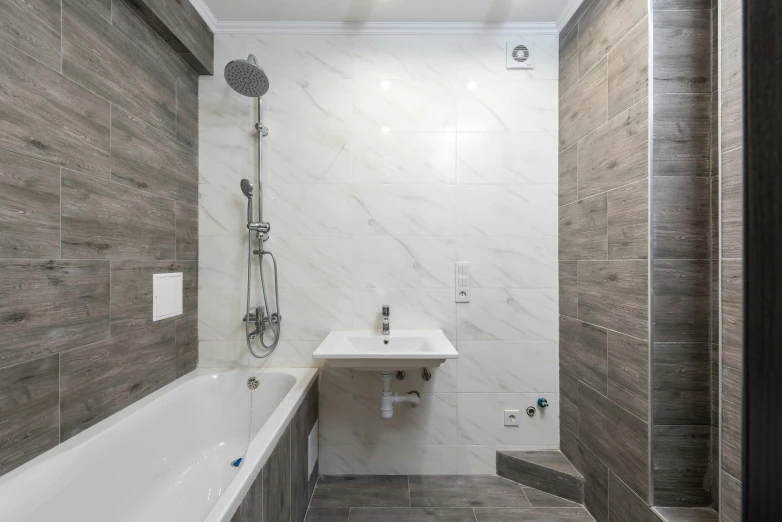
xmin=382 ymin=304 xmax=390 ymax=316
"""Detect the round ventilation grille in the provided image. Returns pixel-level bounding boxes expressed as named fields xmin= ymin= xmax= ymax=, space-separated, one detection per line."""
xmin=512 ymin=44 xmax=530 ymax=63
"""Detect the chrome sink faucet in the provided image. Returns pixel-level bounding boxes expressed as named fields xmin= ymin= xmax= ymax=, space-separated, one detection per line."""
xmin=382 ymin=305 xmax=390 ymax=335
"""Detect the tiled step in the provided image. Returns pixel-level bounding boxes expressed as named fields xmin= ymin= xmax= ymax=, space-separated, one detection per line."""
xmin=496 ymin=450 xmax=584 ymax=504
xmin=654 ymin=507 xmax=719 ymax=522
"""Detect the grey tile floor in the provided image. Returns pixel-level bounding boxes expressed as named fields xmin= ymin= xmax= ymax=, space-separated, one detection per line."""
xmin=304 ymin=475 xmax=596 ymax=521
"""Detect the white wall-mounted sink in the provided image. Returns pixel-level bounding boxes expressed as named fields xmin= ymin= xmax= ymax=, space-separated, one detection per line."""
xmin=312 ymin=330 xmax=458 ymax=371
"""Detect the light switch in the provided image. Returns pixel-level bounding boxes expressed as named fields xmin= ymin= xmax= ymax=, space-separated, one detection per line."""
xmin=153 ymin=273 xmax=183 ymax=321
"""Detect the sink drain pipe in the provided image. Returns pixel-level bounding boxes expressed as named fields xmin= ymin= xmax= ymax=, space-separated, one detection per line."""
xmin=379 ymin=372 xmax=420 ymax=419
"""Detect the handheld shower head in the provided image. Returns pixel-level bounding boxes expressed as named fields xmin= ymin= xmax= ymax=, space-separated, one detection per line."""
xmin=224 ymin=55 xmax=270 ymax=97
xmin=240 ymin=179 xmax=253 ymax=199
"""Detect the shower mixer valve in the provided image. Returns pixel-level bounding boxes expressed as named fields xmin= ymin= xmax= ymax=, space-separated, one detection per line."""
xmin=244 ymin=306 xmax=282 ymax=338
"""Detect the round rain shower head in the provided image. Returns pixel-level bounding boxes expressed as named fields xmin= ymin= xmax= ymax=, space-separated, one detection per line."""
xmin=240 ymin=179 xmax=253 ymax=199
xmin=224 ymin=55 xmax=269 ymax=97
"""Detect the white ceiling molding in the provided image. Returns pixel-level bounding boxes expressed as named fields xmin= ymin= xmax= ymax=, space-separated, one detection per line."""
xmin=555 ymin=0 xmax=586 ymax=32
xmin=188 ymin=0 xmax=217 ymax=32
xmin=210 ymin=21 xmax=558 ymax=35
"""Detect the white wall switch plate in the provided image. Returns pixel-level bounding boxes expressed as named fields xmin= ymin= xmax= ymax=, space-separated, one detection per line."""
xmin=152 ymin=272 xmax=183 ymax=321
xmin=504 ymin=409 xmax=520 ymax=427
xmin=308 ymin=419 xmax=319 ymax=476
xmin=455 ymin=262 xmax=471 ymax=303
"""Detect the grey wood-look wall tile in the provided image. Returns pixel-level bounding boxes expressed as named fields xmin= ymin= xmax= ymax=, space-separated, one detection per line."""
xmin=560 ymin=315 xmax=608 ymax=396
xmin=61 ymin=170 xmax=176 ymax=260
xmin=578 ymin=0 xmax=647 ymax=77
xmin=607 ymin=331 xmax=648 ymax=421
xmin=653 ymin=260 xmax=710 ymax=343
xmin=0 ymin=150 xmax=60 ymax=258
xmin=710 ymin=6 xmax=718 ymax=95
xmin=110 ymin=0 xmax=200 ymax=95
xmin=176 ymin=202 xmax=198 ymax=260
xmin=710 ymin=89 xmax=718 ymax=177
xmin=354 ymin=508 xmax=477 ymax=522
xmin=653 ymin=425 xmax=711 ymax=506
xmin=577 ymin=260 xmax=648 ymax=340
xmin=720 ymin=471 xmax=741 ymax=522
xmin=654 ymin=0 xmax=711 ymax=9
xmin=577 ymin=101 xmax=648 ymax=199
xmin=560 ymin=434 xmax=608 ymax=522
xmin=560 ymin=0 xmax=595 ymax=46
xmin=0 ymin=41 xmax=111 ymax=178
xmin=653 ymin=176 xmax=710 ymax=259
xmin=304 ymin=509 xmax=349 ymax=522
xmin=607 ymin=471 xmax=657 ymax=522
xmin=293 ymin=381 xmax=319 ymax=522
xmin=81 ymin=0 xmax=111 ymax=22
xmin=110 ymin=260 xmax=196 ymax=337
xmin=721 ymin=365 xmax=741 ymax=480
xmin=560 ymin=368 xmax=579 ymax=438
xmin=312 ymin=476 xmax=410 ymax=508
xmin=0 ymin=260 xmax=110 ymax=367
xmin=560 ymin=26 xmax=579 ymax=98
xmin=126 ymin=0 xmax=214 ymax=75
xmin=60 ymin=322 xmax=176 ymax=440
xmin=721 ymin=148 xmax=743 ymax=259
xmin=721 ymin=260 xmax=742 ymax=370
xmin=0 ymin=0 xmax=61 ymax=70
xmin=560 ymin=262 xmax=578 ymax=318
xmin=653 ymin=343 xmax=711 ymax=425
xmin=62 ymin=0 xmax=176 ymax=134
xmin=721 ymin=0 xmax=742 ymax=48
xmin=111 ymin=107 xmax=198 ymax=204
xmin=607 ymin=178 xmax=648 ymax=260
xmin=578 ymin=384 xmax=648 ymax=499
xmin=175 ymin=315 xmax=197 ymax=377
xmin=263 ymin=425 xmax=291 ymax=522
xmin=559 ymin=58 xmax=607 ymax=151
xmin=653 ymin=10 xmax=711 ymax=94
xmin=720 ymin=38 xmax=742 ymax=153
xmin=559 ymin=145 xmax=578 ymax=206
xmin=653 ymin=93 xmax=711 ymax=176
xmin=559 ymin=194 xmax=608 ymax=261
xmin=0 ymin=355 xmax=59 ymax=475
xmin=231 ymin=471 xmax=263 ymax=522
xmin=710 ymin=178 xmax=719 ymax=342
xmin=410 ymin=475 xmax=529 ymax=508
xmin=177 ymin=81 xmax=199 ymax=149
xmin=607 ymin=17 xmax=648 ymax=119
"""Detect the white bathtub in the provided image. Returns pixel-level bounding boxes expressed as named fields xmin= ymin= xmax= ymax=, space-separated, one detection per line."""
xmin=0 ymin=367 xmax=318 ymax=522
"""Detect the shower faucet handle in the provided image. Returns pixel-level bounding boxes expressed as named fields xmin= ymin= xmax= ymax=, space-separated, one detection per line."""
xmin=248 ymin=221 xmax=271 ymax=233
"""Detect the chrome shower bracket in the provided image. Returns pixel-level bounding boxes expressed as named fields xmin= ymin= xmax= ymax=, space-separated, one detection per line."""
xmin=255 ymin=121 xmax=269 ymax=136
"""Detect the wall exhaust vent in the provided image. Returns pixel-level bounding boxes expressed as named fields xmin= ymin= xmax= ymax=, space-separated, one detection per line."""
xmin=506 ymin=39 xmax=534 ymax=70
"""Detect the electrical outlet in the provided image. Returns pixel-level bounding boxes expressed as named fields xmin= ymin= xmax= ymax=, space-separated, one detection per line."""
xmin=504 ymin=409 xmax=520 ymax=427
xmin=455 ymin=262 xmax=471 ymax=303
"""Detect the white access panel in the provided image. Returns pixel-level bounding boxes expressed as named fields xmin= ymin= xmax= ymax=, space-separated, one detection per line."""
xmin=152 ymin=272 xmax=183 ymax=321
xmin=308 ymin=420 xmax=319 ymax=476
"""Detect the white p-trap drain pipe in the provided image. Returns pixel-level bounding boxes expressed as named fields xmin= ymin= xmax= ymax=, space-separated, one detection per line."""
xmin=379 ymin=372 xmax=421 ymax=419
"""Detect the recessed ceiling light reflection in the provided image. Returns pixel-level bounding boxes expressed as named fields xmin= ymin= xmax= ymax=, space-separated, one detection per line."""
xmin=381 ymin=126 xmax=391 ymax=134
xmin=466 ymin=80 xmax=478 ymax=90
xmin=380 ymin=80 xmax=392 ymax=90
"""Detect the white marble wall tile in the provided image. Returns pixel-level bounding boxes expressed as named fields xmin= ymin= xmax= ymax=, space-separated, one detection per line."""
xmin=352 ymin=445 xmax=458 ymax=475
xmin=198 ymin=287 xmax=247 ymax=341
xmin=457 ymin=289 xmax=558 ymax=341
xmin=352 ymin=132 xmax=456 ymax=184
xmin=265 ymin=184 xmax=355 ymax=237
xmin=353 ymin=79 xmax=456 ymax=132
xmin=353 ymin=35 xmax=454 ymax=80
xmin=457 ymin=393 xmax=560 ymax=445
xmin=199 ymin=129 xmax=252 ymax=187
xmin=456 ymin=132 xmax=558 ymax=184
xmin=457 ymin=236 xmax=558 ymax=289
xmin=264 ymin=79 xmax=353 ymax=132
xmin=199 ymin=235 xmax=246 ymax=289
xmin=319 ymin=392 xmax=355 ymax=446
xmin=456 ymin=341 xmax=558 ymax=393
xmin=352 ymin=288 xmax=456 ymax=340
xmin=198 ymin=341 xmax=248 ymax=368
xmin=247 ymin=340 xmax=321 ymax=369
xmin=268 ymin=128 xmax=352 ymax=184
xmin=277 ymin=288 xmax=353 ymax=340
xmin=350 ymin=185 xmax=457 ymax=237
xmin=353 ymin=393 xmax=458 ymax=446
xmin=457 ymin=184 xmax=558 ymax=237
xmin=449 ymin=34 xmax=559 ymax=81
xmin=352 ymin=236 xmax=455 ymax=289
xmin=457 ymin=79 xmax=558 ymax=132
xmin=351 ymin=360 xmax=458 ymax=396
xmin=263 ymin=236 xmax=353 ymax=289
xmin=248 ymin=35 xmax=354 ymax=81
xmin=320 ymin=367 xmax=355 ymax=395
xmin=319 ymin=445 xmax=355 ymax=474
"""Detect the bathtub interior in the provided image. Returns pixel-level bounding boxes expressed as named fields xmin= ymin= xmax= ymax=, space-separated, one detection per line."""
xmin=0 ymin=370 xmax=298 ymax=522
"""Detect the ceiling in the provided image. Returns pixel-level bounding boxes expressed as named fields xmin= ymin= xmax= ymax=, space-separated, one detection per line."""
xmin=199 ymin=0 xmax=577 ymax=26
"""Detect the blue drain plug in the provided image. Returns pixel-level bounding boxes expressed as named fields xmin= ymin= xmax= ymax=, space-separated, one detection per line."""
xmin=231 ymin=458 xmax=243 ymax=467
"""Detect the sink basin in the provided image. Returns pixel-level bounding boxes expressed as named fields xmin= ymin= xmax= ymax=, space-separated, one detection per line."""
xmin=312 ymin=330 xmax=458 ymax=371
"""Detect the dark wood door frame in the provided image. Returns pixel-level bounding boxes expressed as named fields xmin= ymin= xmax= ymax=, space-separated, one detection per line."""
xmin=743 ymin=0 xmax=782 ymax=519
